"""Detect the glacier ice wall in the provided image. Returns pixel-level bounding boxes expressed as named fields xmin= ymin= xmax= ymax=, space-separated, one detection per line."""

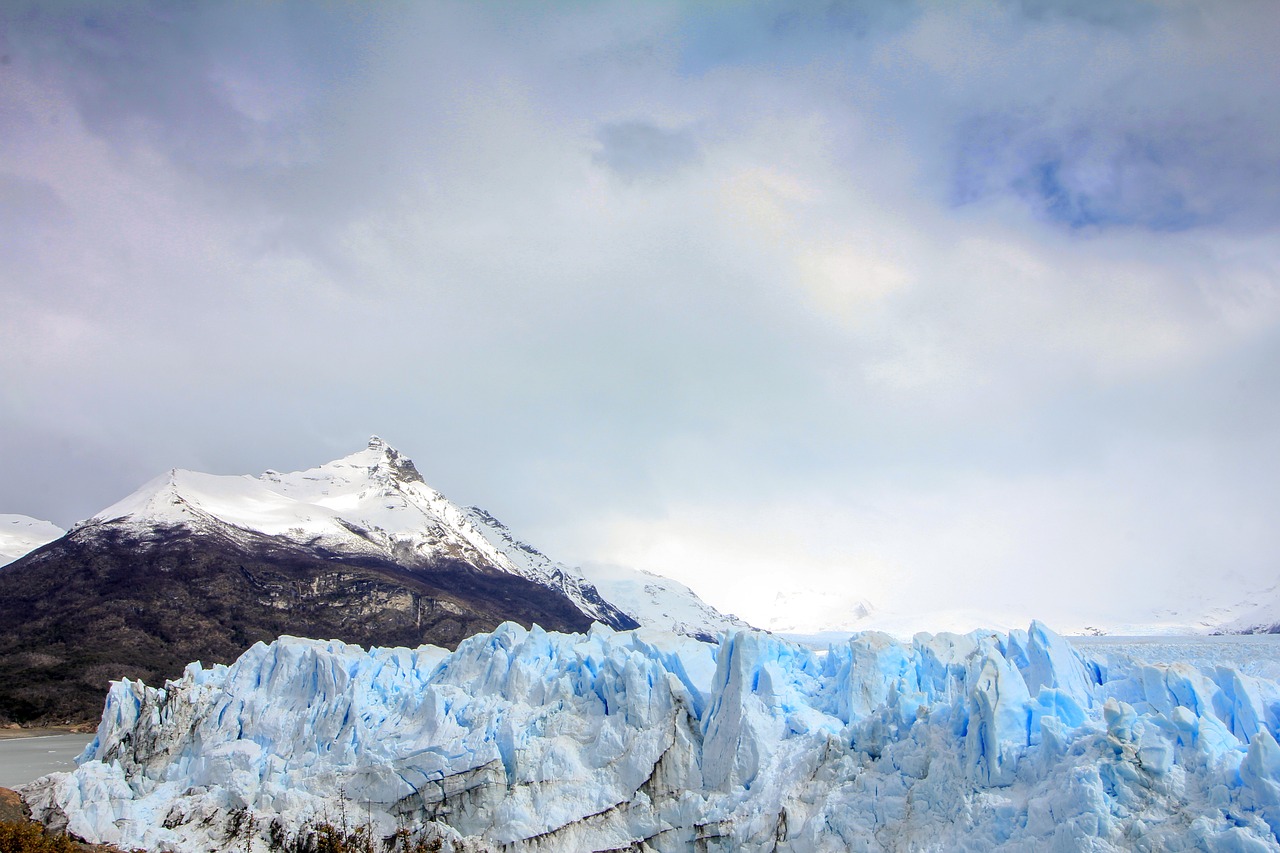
xmin=23 ymin=622 xmax=1280 ymax=852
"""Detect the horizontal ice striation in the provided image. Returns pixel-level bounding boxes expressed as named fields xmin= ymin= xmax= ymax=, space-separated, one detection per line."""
xmin=24 ymin=621 xmax=1280 ymax=852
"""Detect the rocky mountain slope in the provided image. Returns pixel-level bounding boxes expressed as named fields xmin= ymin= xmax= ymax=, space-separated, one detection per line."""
xmin=0 ymin=438 xmax=745 ymax=723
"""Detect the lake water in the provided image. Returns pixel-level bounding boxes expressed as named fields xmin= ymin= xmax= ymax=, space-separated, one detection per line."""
xmin=0 ymin=734 xmax=95 ymax=789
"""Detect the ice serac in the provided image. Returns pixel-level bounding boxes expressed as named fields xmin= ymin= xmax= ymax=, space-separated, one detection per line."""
xmin=0 ymin=514 xmax=65 ymax=567
xmin=25 ymin=622 xmax=1280 ymax=852
xmin=76 ymin=436 xmax=741 ymax=639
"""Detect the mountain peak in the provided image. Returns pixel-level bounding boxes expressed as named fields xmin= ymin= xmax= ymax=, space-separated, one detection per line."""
xmin=33 ymin=439 xmax=746 ymax=652
xmin=364 ymin=436 xmax=423 ymax=485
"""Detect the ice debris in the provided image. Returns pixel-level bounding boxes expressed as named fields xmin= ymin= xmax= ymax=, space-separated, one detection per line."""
xmin=23 ymin=621 xmax=1280 ymax=851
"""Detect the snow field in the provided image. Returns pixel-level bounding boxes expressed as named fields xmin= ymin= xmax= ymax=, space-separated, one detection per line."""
xmin=0 ymin=514 xmax=65 ymax=566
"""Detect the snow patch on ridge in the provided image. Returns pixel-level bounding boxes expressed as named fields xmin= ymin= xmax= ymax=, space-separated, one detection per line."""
xmin=572 ymin=560 xmax=751 ymax=641
xmin=0 ymin=514 xmax=66 ymax=567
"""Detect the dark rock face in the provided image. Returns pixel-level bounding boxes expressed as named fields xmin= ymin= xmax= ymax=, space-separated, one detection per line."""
xmin=0 ymin=524 xmax=594 ymax=724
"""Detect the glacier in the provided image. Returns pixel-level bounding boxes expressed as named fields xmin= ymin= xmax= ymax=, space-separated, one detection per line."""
xmin=23 ymin=622 xmax=1280 ymax=852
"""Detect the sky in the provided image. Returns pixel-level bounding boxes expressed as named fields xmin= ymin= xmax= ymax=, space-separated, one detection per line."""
xmin=2 ymin=0 xmax=1279 ymax=633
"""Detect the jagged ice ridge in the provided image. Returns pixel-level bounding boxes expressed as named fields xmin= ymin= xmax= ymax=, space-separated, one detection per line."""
xmin=25 ymin=622 xmax=1280 ymax=851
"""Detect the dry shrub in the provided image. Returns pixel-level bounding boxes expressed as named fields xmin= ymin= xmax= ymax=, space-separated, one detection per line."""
xmin=0 ymin=820 xmax=81 ymax=853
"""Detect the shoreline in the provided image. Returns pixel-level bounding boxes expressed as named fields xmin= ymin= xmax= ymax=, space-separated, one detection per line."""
xmin=0 ymin=725 xmax=95 ymax=741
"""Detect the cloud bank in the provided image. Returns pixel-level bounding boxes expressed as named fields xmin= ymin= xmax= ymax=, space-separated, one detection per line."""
xmin=2 ymin=0 xmax=1277 ymax=630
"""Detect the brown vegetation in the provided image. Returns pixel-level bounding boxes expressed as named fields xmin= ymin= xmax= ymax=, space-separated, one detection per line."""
xmin=0 ymin=820 xmax=81 ymax=853
xmin=0 ymin=819 xmax=132 ymax=853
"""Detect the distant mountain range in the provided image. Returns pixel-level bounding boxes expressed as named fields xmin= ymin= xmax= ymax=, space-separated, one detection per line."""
xmin=0 ymin=437 xmax=747 ymax=723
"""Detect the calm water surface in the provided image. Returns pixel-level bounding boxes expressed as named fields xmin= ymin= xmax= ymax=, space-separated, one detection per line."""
xmin=0 ymin=734 xmax=94 ymax=789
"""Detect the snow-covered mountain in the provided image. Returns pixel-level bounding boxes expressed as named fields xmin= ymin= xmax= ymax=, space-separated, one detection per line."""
xmin=0 ymin=437 xmax=747 ymax=724
xmin=26 ymin=622 xmax=1280 ymax=851
xmin=76 ymin=436 xmax=746 ymax=639
xmin=0 ymin=514 xmax=64 ymax=567
xmin=1209 ymin=585 xmax=1280 ymax=635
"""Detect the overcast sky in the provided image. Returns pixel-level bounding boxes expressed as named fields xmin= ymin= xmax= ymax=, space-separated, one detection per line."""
xmin=3 ymin=1 xmax=1278 ymax=631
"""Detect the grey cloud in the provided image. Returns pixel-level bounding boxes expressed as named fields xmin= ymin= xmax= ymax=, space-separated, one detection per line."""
xmin=4 ymin=2 xmax=359 ymax=173
xmin=0 ymin=172 xmax=66 ymax=217
xmin=0 ymin=173 xmax=71 ymax=307
xmin=1006 ymin=0 xmax=1161 ymax=29
xmin=2 ymin=1 xmax=1279 ymax=626
xmin=675 ymin=0 xmax=919 ymax=74
xmin=0 ymin=173 xmax=69 ymax=239
xmin=594 ymin=120 xmax=701 ymax=181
